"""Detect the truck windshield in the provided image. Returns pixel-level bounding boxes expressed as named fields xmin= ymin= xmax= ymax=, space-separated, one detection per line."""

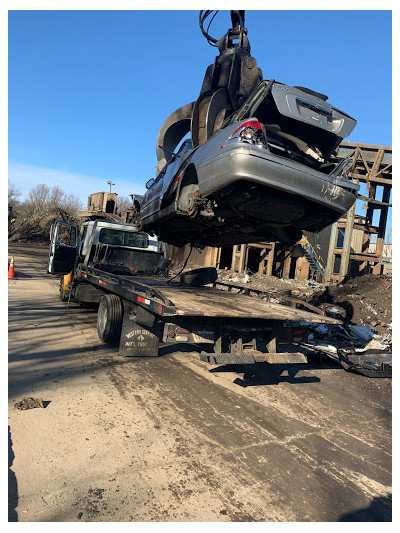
xmin=99 ymin=228 xmax=149 ymax=248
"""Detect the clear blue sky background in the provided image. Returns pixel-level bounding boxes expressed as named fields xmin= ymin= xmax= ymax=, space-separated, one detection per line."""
xmin=9 ymin=9 xmax=392 ymax=208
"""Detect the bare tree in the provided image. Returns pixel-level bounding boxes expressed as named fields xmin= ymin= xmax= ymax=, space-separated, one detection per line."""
xmin=117 ymin=196 xmax=134 ymax=216
xmin=13 ymin=183 xmax=83 ymax=223
xmin=8 ymin=182 xmax=21 ymax=210
xmin=26 ymin=184 xmax=51 ymax=214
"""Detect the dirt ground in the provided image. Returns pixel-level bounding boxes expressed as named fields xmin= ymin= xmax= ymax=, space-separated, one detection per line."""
xmin=8 ymin=244 xmax=392 ymax=522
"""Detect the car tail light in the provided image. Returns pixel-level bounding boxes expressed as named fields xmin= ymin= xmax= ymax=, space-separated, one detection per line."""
xmin=221 ymin=120 xmax=265 ymax=148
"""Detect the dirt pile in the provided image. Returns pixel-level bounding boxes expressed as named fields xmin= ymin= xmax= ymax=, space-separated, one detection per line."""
xmin=311 ymin=274 xmax=392 ymax=334
xmin=8 ymin=208 xmax=79 ymax=244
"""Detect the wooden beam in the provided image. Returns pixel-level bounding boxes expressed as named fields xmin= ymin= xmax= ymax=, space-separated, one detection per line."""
xmin=323 ymin=221 xmax=338 ymax=282
xmin=266 ymin=242 xmax=275 ymax=277
xmin=338 ymin=199 xmax=356 ymax=282
xmin=349 ymin=253 xmax=380 ymax=262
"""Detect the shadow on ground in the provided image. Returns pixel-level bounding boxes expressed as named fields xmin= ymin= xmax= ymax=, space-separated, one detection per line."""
xmin=339 ymin=494 xmax=392 ymax=521
xmin=8 ymin=426 xmax=18 ymax=522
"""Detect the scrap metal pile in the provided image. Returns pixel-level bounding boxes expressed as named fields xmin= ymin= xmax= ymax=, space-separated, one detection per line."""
xmin=134 ymin=10 xmax=358 ymax=248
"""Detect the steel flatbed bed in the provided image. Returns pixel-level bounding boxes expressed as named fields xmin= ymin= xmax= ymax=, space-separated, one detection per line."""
xmin=73 ymin=264 xmax=340 ymax=364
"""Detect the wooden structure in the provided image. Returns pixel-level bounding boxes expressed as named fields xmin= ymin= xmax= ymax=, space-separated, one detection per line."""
xmin=78 ymin=192 xmax=121 ymax=221
xmin=324 ymin=143 xmax=392 ymax=281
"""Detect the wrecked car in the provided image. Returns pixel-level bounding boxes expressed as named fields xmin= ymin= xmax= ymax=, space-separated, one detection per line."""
xmin=135 ymin=79 xmax=358 ymax=247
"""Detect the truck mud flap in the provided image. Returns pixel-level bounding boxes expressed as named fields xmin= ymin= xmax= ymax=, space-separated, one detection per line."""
xmin=119 ymin=303 xmax=159 ymax=357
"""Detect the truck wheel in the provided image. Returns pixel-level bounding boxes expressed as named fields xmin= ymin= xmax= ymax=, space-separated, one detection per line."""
xmin=180 ymin=267 xmax=218 ymax=287
xmin=97 ymin=294 xmax=123 ymax=345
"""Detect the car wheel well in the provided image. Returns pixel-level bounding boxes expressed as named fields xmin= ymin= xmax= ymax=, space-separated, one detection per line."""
xmin=180 ymin=164 xmax=198 ymax=188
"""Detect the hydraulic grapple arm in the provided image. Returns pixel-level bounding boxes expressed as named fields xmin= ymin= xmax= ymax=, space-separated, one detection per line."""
xmin=156 ymin=10 xmax=263 ymax=173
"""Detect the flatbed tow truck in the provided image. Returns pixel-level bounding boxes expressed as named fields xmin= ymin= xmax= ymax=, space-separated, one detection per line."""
xmin=48 ymin=219 xmax=340 ymax=366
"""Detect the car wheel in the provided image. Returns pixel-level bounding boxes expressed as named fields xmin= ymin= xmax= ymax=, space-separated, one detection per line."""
xmin=177 ymin=184 xmax=199 ymax=214
xmin=180 ymin=267 xmax=218 ymax=287
xmin=97 ymin=294 xmax=123 ymax=345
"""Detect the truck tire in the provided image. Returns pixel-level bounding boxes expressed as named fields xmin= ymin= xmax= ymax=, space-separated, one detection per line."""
xmin=180 ymin=267 xmax=218 ymax=287
xmin=97 ymin=294 xmax=123 ymax=345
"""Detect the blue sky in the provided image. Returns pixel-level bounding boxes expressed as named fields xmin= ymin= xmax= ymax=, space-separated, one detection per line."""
xmin=8 ymin=8 xmax=392 ymax=207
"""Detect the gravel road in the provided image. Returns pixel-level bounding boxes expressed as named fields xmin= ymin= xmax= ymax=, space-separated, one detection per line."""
xmin=8 ymin=244 xmax=392 ymax=522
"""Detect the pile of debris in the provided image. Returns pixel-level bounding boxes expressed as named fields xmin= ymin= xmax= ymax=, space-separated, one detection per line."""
xmin=216 ymin=269 xmax=391 ymax=335
xmin=310 ymin=274 xmax=392 ymax=334
xmin=217 ymin=269 xmax=324 ymax=300
xmin=8 ymin=208 xmax=79 ymax=244
xmin=295 ymin=322 xmax=392 ymax=378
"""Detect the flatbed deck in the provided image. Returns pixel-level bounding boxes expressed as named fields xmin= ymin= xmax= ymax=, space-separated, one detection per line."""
xmin=151 ymin=283 xmax=339 ymax=323
xmin=79 ymin=267 xmax=340 ymax=324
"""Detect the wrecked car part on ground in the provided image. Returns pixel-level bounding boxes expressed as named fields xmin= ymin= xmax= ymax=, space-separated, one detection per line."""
xmin=135 ymin=11 xmax=358 ymax=247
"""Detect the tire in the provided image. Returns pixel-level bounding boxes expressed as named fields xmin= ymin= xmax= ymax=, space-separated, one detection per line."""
xmin=97 ymin=294 xmax=123 ymax=345
xmin=180 ymin=267 xmax=218 ymax=287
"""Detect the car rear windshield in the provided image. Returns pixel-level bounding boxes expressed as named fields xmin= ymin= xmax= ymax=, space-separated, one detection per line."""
xmin=99 ymin=228 xmax=149 ymax=248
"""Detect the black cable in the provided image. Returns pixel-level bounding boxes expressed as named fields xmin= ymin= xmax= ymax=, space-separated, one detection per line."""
xmin=167 ymin=245 xmax=194 ymax=284
xmin=206 ymin=10 xmax=219 ymax=45
xmin=8 ymin=280 xmax=74 ymax=332
xmin=199 ymin=10 xmax=218 ymax=47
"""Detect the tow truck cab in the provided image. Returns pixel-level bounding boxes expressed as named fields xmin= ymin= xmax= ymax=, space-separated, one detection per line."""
xmin=48 ymin=219 xmax=165 ymax=276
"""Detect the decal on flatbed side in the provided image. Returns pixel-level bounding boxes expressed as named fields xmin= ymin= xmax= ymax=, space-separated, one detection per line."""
xmin=126 ymin=329 xmax=152 ymax=339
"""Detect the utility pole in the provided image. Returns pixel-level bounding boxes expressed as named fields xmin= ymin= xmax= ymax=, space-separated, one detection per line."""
xmin=107 ymin=180 xmax=115 ymax=194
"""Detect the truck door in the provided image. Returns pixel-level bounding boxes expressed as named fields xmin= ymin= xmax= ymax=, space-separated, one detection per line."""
xmin=48 ymin=221 xmax=78 ymax=274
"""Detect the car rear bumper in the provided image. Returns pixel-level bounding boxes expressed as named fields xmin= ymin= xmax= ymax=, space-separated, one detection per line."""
xmin=196 ymin=146 xmax=358 ymax=214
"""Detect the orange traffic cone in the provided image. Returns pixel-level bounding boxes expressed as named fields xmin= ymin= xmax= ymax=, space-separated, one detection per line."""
xmin=8 ymin=256 xmax=16 ymax=279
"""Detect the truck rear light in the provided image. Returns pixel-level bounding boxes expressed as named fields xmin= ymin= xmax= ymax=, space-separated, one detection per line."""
xmin=168 ymin=331 xmax=176 ymax=338
xmin=176 ymin=327 xmax=189 ymax=334
xmin=292 ymin=329 xmax=308 ymax=343
xmin=220 ymin=120 xmax=264 ymax=148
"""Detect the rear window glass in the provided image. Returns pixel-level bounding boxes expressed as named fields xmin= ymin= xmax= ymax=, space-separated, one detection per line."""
xmin=99 ymin=228 xmax=149 ymax=248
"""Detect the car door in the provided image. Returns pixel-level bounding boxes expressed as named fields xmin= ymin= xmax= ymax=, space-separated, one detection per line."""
xmin=48 ymin=221 xmax=78 ymax=274
xmin=140 ymin=169 xmax=166 ymax=221
xmin=141 ymin=150 xmax=188 ymax=221
xmin=159 ymin=141 xmax=194 ymax=202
